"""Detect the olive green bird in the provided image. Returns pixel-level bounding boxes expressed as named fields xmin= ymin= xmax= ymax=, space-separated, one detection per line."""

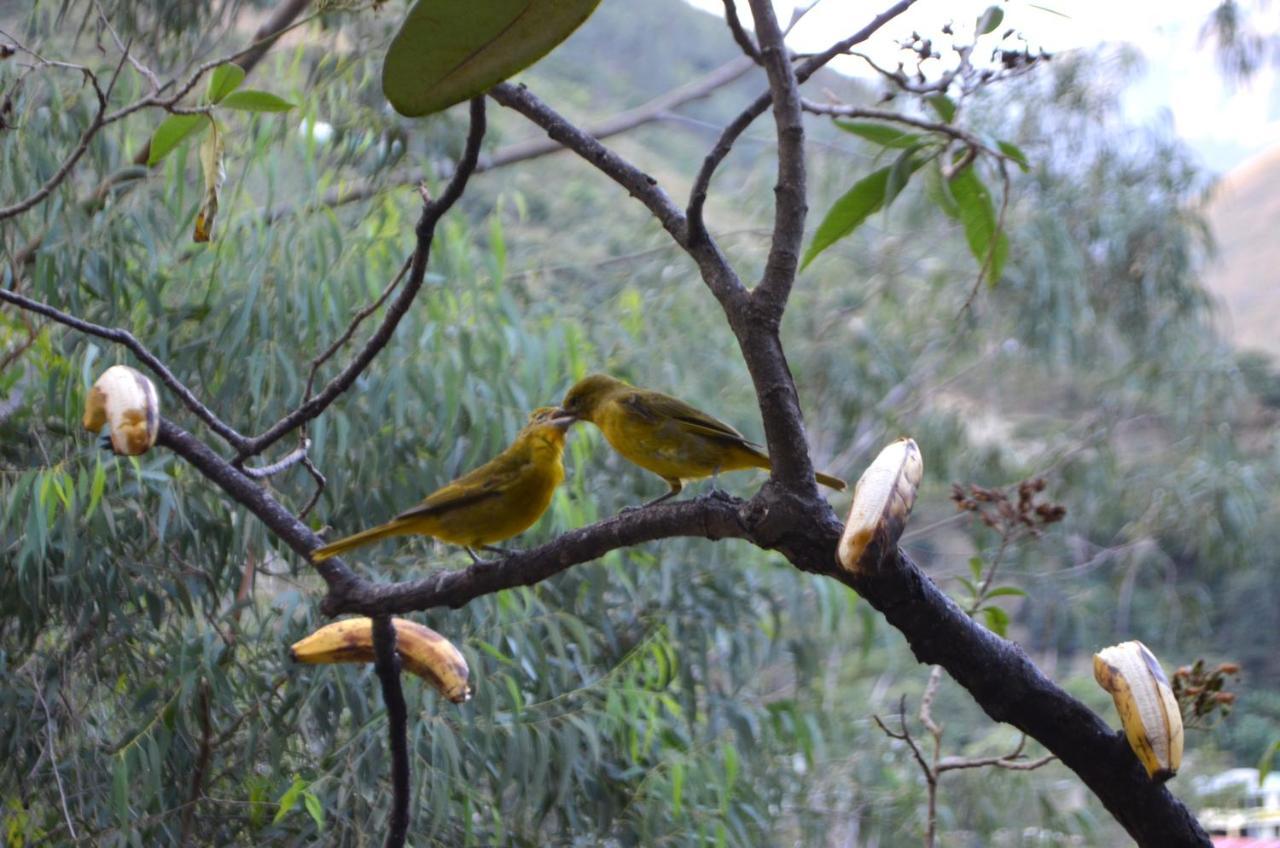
xmin=560 ymin=373 xmax=846 ymax=507
xmin=311 ymin=407 xmax=574 ymax=562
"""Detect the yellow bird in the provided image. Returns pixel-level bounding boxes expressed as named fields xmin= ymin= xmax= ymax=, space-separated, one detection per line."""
xmin=560 ymin=373 xmax=846 ymax=506
xmin=311 ymin=407 xmax=574 ymax=562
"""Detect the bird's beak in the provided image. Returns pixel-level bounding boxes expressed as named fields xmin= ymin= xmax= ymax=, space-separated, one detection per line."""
xmin=548 ymin=408 xmax=578 ymax=430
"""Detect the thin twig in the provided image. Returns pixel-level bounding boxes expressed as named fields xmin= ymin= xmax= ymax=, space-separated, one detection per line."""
xmin=298 ymin=456 xmax=327 ymax=520
xmin=687 ymin=0 xmax=919 ymax=237
xmin=242 ymin=440 xmax=312 ymax=479
xmin=237 ymin=97 xmax=487 ymax=461
xmin=0 ymin=288 xmax=249 ymax=450
xmin=31 ymin=669 xmax=77 ymax=841
xmin=178 ymin=680 xmax=213 ymax=846
xmin=302 ymin=256 xmax=412 ymax=409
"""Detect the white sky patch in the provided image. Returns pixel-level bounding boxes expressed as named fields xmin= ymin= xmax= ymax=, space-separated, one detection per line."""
xmin=684 ymin=0 xmax=1280 ymax=173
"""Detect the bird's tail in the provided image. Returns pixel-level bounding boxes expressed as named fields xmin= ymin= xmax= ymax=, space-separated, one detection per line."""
xmin=311 ymin=521 xmax=408 ymax=562
xmin=744 ymin=447 xmax=847 ymax=492
xmin=815 ymin=471 xmax=847 ymax=492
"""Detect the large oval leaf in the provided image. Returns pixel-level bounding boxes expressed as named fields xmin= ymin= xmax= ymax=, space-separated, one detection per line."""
xmin=382 ymin=0 xmax=602 ymax=117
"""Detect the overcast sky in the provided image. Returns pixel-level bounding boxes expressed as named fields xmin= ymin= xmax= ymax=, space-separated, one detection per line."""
xmin=685 ymin=0 xmax=1280 ymax=174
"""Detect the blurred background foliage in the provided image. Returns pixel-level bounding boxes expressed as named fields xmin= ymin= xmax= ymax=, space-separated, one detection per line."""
xmin=1 ymin=0 xmax=1277 ymax=845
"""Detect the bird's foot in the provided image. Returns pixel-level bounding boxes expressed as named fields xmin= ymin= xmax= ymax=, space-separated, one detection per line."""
xmin=482 ymin=545 xmax=519 ymax=558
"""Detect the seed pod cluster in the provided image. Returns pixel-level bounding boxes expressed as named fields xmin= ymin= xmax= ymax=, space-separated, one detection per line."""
xmin=82 ymin=365 xmax=160 ymax=456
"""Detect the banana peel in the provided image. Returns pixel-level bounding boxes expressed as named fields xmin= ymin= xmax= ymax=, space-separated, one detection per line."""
xmin=290 ymin=617 xmax=471 ymax=703
xmin=1093 ymin=640 xmax=1183 ymax=781
xmin=83 ymin=365 xmax=160 ymax=456
xmin=837 ymin=437 xmax=923 ymax=573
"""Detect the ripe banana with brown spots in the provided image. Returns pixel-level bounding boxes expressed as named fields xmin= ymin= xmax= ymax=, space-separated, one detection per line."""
xmin=290 ymin=617 xmax=471 ymax=703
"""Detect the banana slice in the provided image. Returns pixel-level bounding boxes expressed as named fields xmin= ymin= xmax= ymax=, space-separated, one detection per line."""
xmin=837 ymin=437 xmax=923 ymax=573
xmin=290 ymin=617 xmax=471 ymax=703
xmin=1093 ymin=640 xmax=1183 ymax=781
xmin=83 ymin=365 xmax=160 ymax=456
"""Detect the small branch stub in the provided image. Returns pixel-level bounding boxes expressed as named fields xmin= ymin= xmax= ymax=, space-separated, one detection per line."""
xmin=82 ymin=365 xmax=160 ymax=455
xmin=837 ymin=436 xmax=923 ymax=572
xmin=290 ymin=617 xmax=472 ymax=703
xmin=1093 ymin=640 xmax=1184 ymax=782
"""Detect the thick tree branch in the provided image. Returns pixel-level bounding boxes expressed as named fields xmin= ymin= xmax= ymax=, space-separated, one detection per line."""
xmin=768 ymin=505 xmax=1211 ymax=847
xmin=322 ymin=494 xmax=749 ymax=616
xmin=237 ymin=97 xmax=487 ymax=462
xmin=371 ymin=616 xmax=410 ymax=848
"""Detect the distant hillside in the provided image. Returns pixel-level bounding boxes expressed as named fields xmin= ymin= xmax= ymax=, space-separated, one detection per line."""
xmin=1204 ymin=146 xmax=1280 ymax=359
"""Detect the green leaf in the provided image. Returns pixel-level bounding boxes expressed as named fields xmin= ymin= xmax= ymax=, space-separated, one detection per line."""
xmin=834 ymin=120 xmax=923 ymax=149
xmin=383 ymin=0 xmax=603 ymax=117
xmin=147 ymin=114 xmax=210 ymax=165
xmin=273 ymin=775 xmax=306 ymax=824
xmin=968 ymin=556 xmax=984 ymax=582
xmin=302 ymin=791 xmax=325 ymax=832
xmin=1259 ymin=738 xmax=1280 ymax=784
xmin=801 ymin=166 xmax=891 ymax=269
xmin=885 ymin=144 xmax=927 ymax=209
xmin=997 ymin=139 xmax=1030 ymax=172
xmin=671 ymin=761 xmax=684 ymax=816
xmin=86 ymin=456 xmax=106 ymax=519
xmin=949 ymin=167 xmax=1008 ymax=285
xmin=206 ymin=63 xmax=245 ymax=104
xmin=926 ymin=94 xmax=956 ymax=123
xmin=985 ymin=586 xmax=1028 ymax=599
xmin=112 ymin=754 xmax=130 ymax=825
xmin=219 ymin=90 xmax=295 ymax=113
xmin=976 ymin=5 xmax=1005 ymax=35
xmin=724 ymin=745 xmax=738 ymax=794
xmin=982 ymin=606 xmax=1010 ymax=637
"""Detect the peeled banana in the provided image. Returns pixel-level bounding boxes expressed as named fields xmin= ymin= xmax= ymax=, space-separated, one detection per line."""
xmin=837 ymin=437 xmax=923 ymax=573
xmin=290 ymin=617 xmax=471 ymax=703
xmin=1093 ymin=640 xmax=1183 ymax=781
xmin=83 ymin=365 xmax=160 ymax=456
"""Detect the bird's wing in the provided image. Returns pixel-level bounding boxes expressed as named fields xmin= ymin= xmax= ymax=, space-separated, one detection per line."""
xmin=622 ymin=391 xmax=763 ymax=450
xmin=391 ymin=460 xmax=522 ymax=522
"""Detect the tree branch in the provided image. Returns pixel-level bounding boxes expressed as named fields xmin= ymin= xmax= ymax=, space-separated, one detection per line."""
xmin=721 ymin=0 xmax=762 ymax=63
xmin=371 ymin=616 xmax=410 ymax=848
xmin=322 ymin=493 xmax=749 ymax=616
xmin=237 ymin=97 xmax=487 ymax=462
xmin=745 ymin=0 xmax=806 ymax=317
xmin=128 ymin=0 xmax=313 ymax=166
xmin=487 ymin=81 xmax=751 ymax=314
xmin=0 ymin=288 xmax=250 ymax=451
xmin=488 ymin=83 xmax=689 ymax=245
xmin=687 ymin=0 xmax=918 ymax=238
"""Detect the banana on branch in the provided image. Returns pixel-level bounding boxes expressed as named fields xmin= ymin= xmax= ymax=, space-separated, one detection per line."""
xmin=838 ymin=437 xmax=923 ymax=573
xmin=1094 ymin=640 xmax=1183 ymax=781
